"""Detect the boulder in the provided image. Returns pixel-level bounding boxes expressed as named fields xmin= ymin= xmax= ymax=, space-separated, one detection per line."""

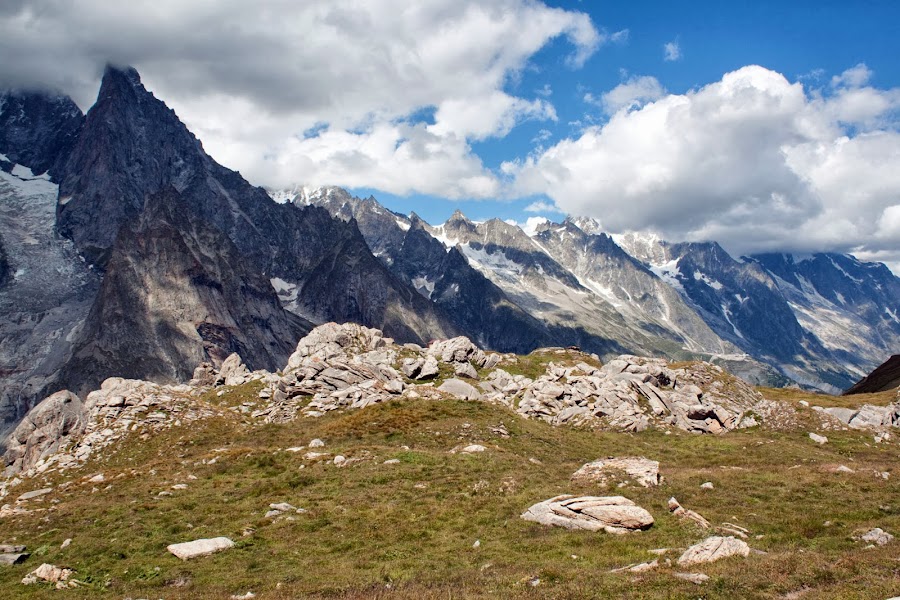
xmin=167 ymin=537 xmax=235 ymax=560
xmin=438 ymin=378 xmax=482 ymax=400
xmin=216 ymin=353 xmax=250 ymax=386
xmin=809 ymin=432 xmax=828 ymax=444
xmin=3 ymin=391 xmax=86 ymax=477
xmin=521 ymin=495 xmax=654 ymax=534
xmin=429 ymin=336 xmax=486 ymax=366
xmin=677 ymin=536 xmax=750 ymax=566
xmin=571 ymin=457 xmax=660 ymax=488
xmin=416 ymin=355 xmax=440 ymax=380
xmin=858 ymin=527 xmax=894 ymax=546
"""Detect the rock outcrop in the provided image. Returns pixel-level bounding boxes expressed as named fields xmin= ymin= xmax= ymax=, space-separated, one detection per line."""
xmin=571 ymin=457 xmax=660 ymax=488
xmin=521 ymin=495 xmax=654 ymax=534
xmin=3 ymin=377 xmax=221 ymax=481
xmin=492 ymin=354 xmax=763 ymax=433
xmin=252 ymin=323 xmax=408 ymax=422
xmin=3 ymin=391 xmax=86 ymax=477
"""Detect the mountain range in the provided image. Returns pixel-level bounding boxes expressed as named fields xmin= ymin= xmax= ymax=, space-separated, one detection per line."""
xmin=0 ymin=65 xmax=898 ymax=441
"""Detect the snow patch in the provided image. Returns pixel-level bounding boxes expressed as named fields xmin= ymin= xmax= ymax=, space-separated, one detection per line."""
xmin=395 ymin=218 xmax=410 ymax=232
xmin=693 ymin=271 xmax=724 ymax=290
xmin=411 ymin=276 xmax=435 ymax=298
xmin=648 ymin=259 xmax=684 ymax=292
xmin=270 ymin=277 xmax=299 ymax=303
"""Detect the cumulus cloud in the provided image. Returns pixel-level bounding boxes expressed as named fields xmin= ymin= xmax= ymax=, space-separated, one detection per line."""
xmin=663 ymin=40 xmax=681 ymax=62
xmin=589 ymin=75 xmax=666 ymax=115
xmin=505 ymin=64 xmax=900 ymax=261
xmin=0 ymin=0 xmax=602 ymax=196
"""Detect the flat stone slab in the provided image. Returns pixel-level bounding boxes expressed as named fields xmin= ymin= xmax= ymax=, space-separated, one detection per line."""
xmin=0 ymin=553 xmax=29 ymax=565
xmin=167 ymin=537 xmax=234 ymax=560
xmin=0 ymin=545 xmax=26 ymax=553
xmin=678 ymin=536 xmax=750 ymax=566
xmin=18 ymin=488 xmax=52 ymax=501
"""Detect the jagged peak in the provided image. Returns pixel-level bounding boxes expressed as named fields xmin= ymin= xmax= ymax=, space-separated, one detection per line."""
xmin=447 ymin=208 xmax=471 ymax=223
xmin=98 ymin=64 xmax=145 ymax=98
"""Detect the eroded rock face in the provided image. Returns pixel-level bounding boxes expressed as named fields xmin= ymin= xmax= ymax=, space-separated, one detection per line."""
xmin=571 ymin=457 xmax=661 ymax=488
xmin=3 ymin=391 xmax=86 ymax=477
xmin=521 ymin=495 xmax=654 ymax=534
xmin=677 ymin=536 xmax=750 ymax=566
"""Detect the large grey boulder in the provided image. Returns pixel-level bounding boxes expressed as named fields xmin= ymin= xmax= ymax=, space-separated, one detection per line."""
xmin=216 ymin=353 xmax=250 ymax=387
xmin=438 ymin=378 xmax=482 ymax=401
xmin=3 ymin=391 xmax=86 ymax=477
xmin=521 ymin=495 xmax=654 ymax=534
xmin=677 ymin=536 xmax=750 ymax=566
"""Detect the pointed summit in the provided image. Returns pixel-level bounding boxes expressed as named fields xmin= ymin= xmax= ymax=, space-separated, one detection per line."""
xmin=448 ymin=208 xmax=471 ymax=223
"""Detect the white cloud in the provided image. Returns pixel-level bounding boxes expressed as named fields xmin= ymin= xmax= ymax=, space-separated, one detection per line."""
xmin=524 ymin=200 xmax=561 ymax=213
xmin=592 ymin=75 xmax=666 ymax=115
xmin=0 ymin=0 xmax=603 ymax=197
xmin=832 ymin=63 xmax=872 ymax=88
xmin=506 ymin=64 xmax=900 ymax=260
xmin=663 ymin=40 xmax=681 ymax=62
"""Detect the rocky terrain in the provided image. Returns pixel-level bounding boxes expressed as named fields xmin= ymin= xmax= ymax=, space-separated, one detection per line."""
xmin=1 ymin=323 xmax=899 ymax=598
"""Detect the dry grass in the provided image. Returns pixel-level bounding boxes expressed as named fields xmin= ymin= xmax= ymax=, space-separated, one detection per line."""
xmin=1 ymin=384 xmax=898 ymax=599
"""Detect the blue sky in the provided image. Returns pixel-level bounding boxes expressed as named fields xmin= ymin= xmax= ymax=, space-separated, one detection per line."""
xmin=357 ymin=0 xmax=900 ymax=226
xmin=1 ymin=0 xmax=899 ymax=267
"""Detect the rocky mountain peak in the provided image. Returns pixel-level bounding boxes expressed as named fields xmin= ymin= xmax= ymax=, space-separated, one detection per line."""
xmin=0 ymin=89 xmax=84 ymax=180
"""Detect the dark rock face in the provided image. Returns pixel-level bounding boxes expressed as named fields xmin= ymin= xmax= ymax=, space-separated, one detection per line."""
xmin=394 ymin=220 xmax=552 ymax=352
xmin=0 ymin=235 xmax=8 ymax=288
xmin=532 ymin=220 xmax=732 ymax=356
xmin=844 ymin=355 xmax=900 ymax=395
xmin=55 ymin=65 xmax=455 ymax=344
xmin=0 ymin=90 xmax=84 ymax=180
xmin=298 ymin=192 xmax=553 ymax=353
xmin=55 ymin=187 xmax=312 ymax=396
xmin=666 ymin=242 xmax=807 ymax=362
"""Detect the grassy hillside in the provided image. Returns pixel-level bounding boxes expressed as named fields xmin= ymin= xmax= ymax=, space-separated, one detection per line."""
xmin=1 ymin=383 xmax=898 ymax=599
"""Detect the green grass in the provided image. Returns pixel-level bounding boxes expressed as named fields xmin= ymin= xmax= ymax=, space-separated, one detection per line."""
xmin=1 ymin=384 xmax=899 ymax=599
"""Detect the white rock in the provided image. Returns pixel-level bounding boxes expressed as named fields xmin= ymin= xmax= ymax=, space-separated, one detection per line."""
xmin=60 ymin=539 xmax=72 ymax=549
xmin=674 ymin=572 xmax=710 ymax=584
xmin=438 ymin=378 xmax=482 ymax=400
xmin=677 ymin=536 xmax=750 ymax=566
xmin=21 ymin=563 xmax=75 ymax=586
xmin=700 ymin=482 xmax=714 ymax=490
xmin=167 ymin=537 xmax=235 ymax=560
xmin=809 ymin=432 xmax=828 ymax=445
xmin=333 ymin=455 xmax=346 ymax=466
xmin=521 ymin=495 xmax=654 ymax=534
xmin=571 ymin=457 xmax=660 ymax=488
xmin=859 ymin=528 xmax=894 ymax=546
xmin=309 ymin=439 xmax=325 ymax=448
xmin=461 ymin=444 xmax=486 ymax=454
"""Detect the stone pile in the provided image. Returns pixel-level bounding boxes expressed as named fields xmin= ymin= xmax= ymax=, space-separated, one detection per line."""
xmin=250 ymin=323 xmax=408 ymax=422
xmin=3 ymin=377 xmax=220 ymax=479
xmin=816 ymin=401 xmax=900 ymax=431
xmin=496 ymin=355 xmax=763 ymax=433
